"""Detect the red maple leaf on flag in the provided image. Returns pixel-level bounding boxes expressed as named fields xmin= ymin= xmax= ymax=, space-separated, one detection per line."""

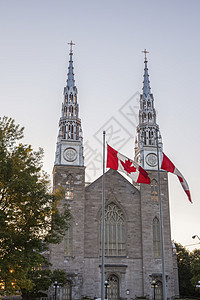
xmin=120 ymin=159 xmax=136 ymax=174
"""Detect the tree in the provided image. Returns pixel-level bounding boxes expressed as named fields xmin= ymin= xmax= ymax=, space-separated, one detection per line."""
xmin=21 ymin=269 xmax=68 ymax=299
xmin=175 ymin=242 xmax=194 ymax=297
xmin=175 ymin=242 xmax=200 ymax=298
xmin=190 ymin=248 xmax=200 ymax=289
xmin=0 ymin=117 xmax=71 ymax=298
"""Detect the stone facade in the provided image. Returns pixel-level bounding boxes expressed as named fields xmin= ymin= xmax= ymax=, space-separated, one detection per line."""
xmin=49 ymin=167 xmax=179 ymax=299
xmin=49 ymin=47 xmax=179 ymax=300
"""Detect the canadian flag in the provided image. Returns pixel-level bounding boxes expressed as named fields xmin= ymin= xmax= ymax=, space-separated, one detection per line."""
xmin=161 ymin=153 xmax=192 ymax=203
xmin=106 ymin=144 xmax=150 ymax=184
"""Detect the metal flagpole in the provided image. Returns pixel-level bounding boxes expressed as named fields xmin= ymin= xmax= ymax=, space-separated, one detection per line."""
xmin=156 ymin=129 xmax=167 ymax=300
xmin=101 ymin=131 xmax=106 ymax=300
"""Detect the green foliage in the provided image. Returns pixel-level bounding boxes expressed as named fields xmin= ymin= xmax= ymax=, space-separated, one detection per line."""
xmin=175 ymin=242 xmax=200 ymax=298
xmin=21 ymin=269 xmax=68 ymax=299
xmin=190 ymin=249 xmax=200 ymax=288
xmin=0 ymin=117 xmax=71 ymax=296
xmin=175 ymin=243 xmax=194 ymax=297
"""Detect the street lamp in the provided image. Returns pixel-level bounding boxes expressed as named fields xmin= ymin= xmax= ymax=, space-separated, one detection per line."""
xmin=54 ymin=281 xmax=59 ymax=300
xmin=151 ymin=280 xmax=158 ymax=300
xmin=104 ymin=280 xmax=109 ymax=300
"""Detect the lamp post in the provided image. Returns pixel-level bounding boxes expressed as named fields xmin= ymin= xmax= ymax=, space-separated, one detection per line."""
xmin=54 ymin=281 xmax=59 ymax=300
xmin=104 ymin=280 xmax=109 ymax=300
xmin=151 ymin=280 xmax=158 ymax=300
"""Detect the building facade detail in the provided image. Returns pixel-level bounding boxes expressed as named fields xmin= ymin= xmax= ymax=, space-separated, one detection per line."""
xmin=49 ymin=48 xmax=179 ymax=300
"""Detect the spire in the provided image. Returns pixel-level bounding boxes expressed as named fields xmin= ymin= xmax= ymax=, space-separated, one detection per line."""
xmin=134 ymin=50 xmax=163 ymax=169
xmin=54 ymin=42 xmax=84 ymax=166
xmin=142 ymin=49 xmax=151 ymax=97
xmin=67 ymin=41 xmax=75 ymax=88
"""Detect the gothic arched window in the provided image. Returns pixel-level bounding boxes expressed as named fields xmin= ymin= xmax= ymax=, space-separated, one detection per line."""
xmin=65 ymin=175 xmax=74 ymax=200
xmin=142 ymin=112 xmax=146 ymax=123
xmin=69 ymin=105 xmax=73 ymax=117
xmin=149 ymin=130 xmax=154 ymax=145
xmin=148 ymin=112 xmax=152 ymax=121
xmin=151 ymin=179 xmax=158 ymax=201
xmin=64 ymin=221 xmax=73 ymax=257
xmin=100 ymin=203 xmax=126 ymax=256
xmin=153 ymin=217 xmax=161 ymax=258
xmin=62 ymin=125 xmax=66 ymax=139
xmin=69 ymin=93 xmax=73 ymax=103
xmin=62 ymin=280 xmax=72 ymax=300
xmin=144 ymin=131 xmax=147 ymax=145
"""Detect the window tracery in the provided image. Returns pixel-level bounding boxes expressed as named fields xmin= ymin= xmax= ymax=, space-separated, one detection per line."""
xmin=100 ymin=203 xmax=126 ymax=256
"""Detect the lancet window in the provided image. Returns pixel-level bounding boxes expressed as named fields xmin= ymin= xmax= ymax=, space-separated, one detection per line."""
xmin=100 ymin=203 xmax=126 ymax=257
xmin=148 ymin=112 xmax=152 ymax=121
xmin=69 ymin=106 xmax=73 ymax=117
xmin=64 ymin=220 xmax=73 ymax=257
xmin=62 ymin=125 xmax=66 ymax=139
xmin=153 ymin=217 xmax=161 ymax=257
xmin=142 ymin=112 xmax=146 ymax=123
xmin=142 ymin=100 xmax=146 ymax=109
xmin=143 ymin=131 xmax=147 ymax=145
xmin=69 ymin=93 xmax=73 ymax=103
xmin=65 ymin=174 xmax=74 ymax=200
xmin=68 ymin=124 xmax=74 ymax=139
xmin=151 ymin=179 xmax=158 ymax=201
xmin=149 ymin=130 xmax=154 ymax=145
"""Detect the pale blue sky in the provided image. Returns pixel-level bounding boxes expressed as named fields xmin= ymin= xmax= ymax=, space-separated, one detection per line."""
xmin=1 ymin=0 xmax=200 ymax=249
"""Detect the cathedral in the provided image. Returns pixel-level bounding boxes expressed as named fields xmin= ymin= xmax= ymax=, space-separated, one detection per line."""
xmin=49 ymin=45 xmax=179 ymax=300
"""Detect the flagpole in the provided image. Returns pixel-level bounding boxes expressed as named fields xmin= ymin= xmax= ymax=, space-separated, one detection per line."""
xmin=156 ymin=129 xmax=167 ymax=300
xmin=101 ymin=130 xmax=106 ymax=300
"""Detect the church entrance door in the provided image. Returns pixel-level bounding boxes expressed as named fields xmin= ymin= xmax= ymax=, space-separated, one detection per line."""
xmin=155 ymin=281 xmax=163 ymax=300
xmin=107 ymin=274 xmax=119 ymax=300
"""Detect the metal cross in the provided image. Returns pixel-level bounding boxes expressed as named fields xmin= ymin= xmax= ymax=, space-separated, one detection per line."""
xmin=68 ymin=41 xmax=75 ymax=52
xmin=142 ymin=49 xmax=149 ymax=61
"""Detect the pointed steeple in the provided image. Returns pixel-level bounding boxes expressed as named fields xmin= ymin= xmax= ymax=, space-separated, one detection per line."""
xmin=143 ymin=61 xmax=151 ymax=97
xmin=67 ymin=41 xmax=75 ymax=88
xmin=54 ymin=42 xmax=84 ymax=166
xmin=134 ymin=50 xmax=162 ymax=170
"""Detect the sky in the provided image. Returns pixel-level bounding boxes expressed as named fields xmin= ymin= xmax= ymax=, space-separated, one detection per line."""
xmin=0 ymin=0 xmax=200 ymax=250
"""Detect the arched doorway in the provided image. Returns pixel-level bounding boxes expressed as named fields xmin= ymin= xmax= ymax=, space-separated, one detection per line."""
xmin=107 ymin=274 xmax=119 ymax=300
xmin=155 ymin=280 xmax=163 ymax=300
xmin=62 ymin=281 xmax=72 ymax=300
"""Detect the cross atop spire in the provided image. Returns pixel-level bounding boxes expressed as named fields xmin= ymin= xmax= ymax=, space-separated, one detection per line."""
xmin=142 ymin=49 xmax=151 ymax=96
xmin=66 ymin=41 xmax=76 ymax=88
xmin=142 ymin=49 xmax=149 ymax=62
xmin=68 ymin=41 xmax=75 ymax=53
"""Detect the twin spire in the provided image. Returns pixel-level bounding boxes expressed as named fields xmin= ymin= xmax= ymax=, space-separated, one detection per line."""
xmin=55 ymin=43 xmax=161 ymax=169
